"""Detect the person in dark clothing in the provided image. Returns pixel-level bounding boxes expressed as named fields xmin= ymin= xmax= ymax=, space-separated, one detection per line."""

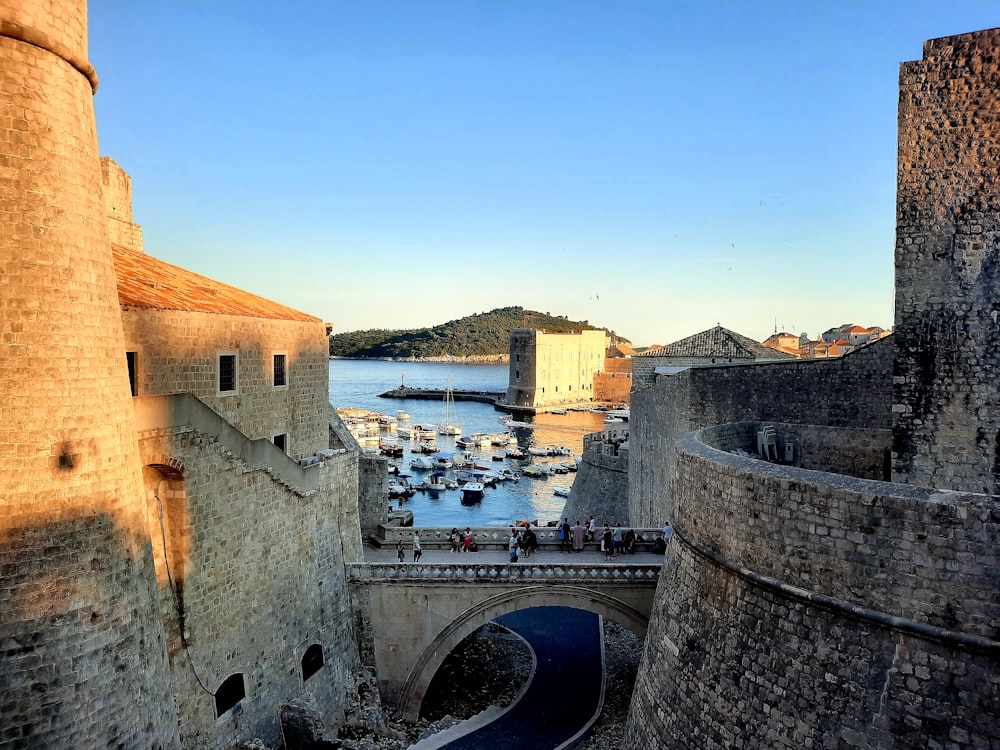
xmin=623 ymin=528 xmax=636 ymax=554
xmin=559 ymin=517 xmax=572 ymax=553
xmin=602 ymin=526 xmax=613 ymax=561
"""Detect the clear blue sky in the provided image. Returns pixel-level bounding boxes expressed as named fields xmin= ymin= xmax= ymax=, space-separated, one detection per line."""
xmin=88 ymin=1 xmax=998 ymax=346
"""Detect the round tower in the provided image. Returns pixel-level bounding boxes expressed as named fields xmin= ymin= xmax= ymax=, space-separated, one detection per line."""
xmin=0 ymin=1 xmax=178 ymax=746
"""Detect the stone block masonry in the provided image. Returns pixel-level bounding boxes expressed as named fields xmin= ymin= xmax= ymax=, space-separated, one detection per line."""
xmin=625 ymin=425 xmax=999 ymax=749
xmin=0 ymin=2 xmax=178 ymax=746
xmin=138 ymin=426 xmax=363 ymax=748
xmin=893 ymin=29 xmax=1000 ymax=494
xmin=629 ymin=337 xmax=893 ymax=527
xmin=562 ymin=428 xmax=630 ymax=525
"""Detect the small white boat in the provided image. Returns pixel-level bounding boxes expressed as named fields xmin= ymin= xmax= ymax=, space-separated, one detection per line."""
xmin=409 ymin=456 xmax=434 ymax=470
xmin=431 ymin=453 xmax=454 ymax=469
xmin=413 ymin=424 xmax=437 ymax=439
xmin=396 ymin=410 xmax=411 ymax=420
xmin=396 ymin=425 xmax=414 ymax=439
xmin=528 ymin=446 xmax=550 ymax=456
xmin=423 ymin=473 xmax=447 ymax=492
xmin=553 ymin=486 xmax=570 ymax=497
xmin=551 ymin=409 xmax=568 ymax=415
xmin=522 ymin=464 xmax=550 ymax=478
xmin=559 ymin=461 xmax=578 ymax=473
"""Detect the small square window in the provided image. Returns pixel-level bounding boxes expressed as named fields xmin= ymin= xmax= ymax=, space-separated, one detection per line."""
xmin=218 ymin=353 xmax=237 ymax=394
xmin=273 ymin=354 xmax=287 ymax=387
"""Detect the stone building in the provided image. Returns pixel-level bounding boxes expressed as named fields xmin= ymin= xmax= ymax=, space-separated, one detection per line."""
xmin=0 ymin=5 xmax=378 ymax=747
xmin=631 ymin=323 xmax=795 ymax=387
xmin=624 ymin=29 xmax=999 ymax=750
xmin=592 ymin=356 xmax=633 ymax=404
xmin=505 ymin=328 xmax=609 ymax=410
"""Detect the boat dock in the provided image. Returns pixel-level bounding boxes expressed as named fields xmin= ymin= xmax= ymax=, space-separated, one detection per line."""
xmin=378 ymin=386 xmax=506 ymax=405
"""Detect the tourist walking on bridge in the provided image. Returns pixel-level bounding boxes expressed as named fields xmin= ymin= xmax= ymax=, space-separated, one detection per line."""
xmin=602 ymin=526 xmax=613 ymax=561
xmin=559 ymin=517 xmax=571 ymax=552
xmin=412 ymin=531 xmax=422 ymax=562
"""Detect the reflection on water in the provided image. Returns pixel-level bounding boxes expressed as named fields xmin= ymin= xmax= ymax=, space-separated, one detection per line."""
xmin=328 ymin=359 xmax=615 ymax=526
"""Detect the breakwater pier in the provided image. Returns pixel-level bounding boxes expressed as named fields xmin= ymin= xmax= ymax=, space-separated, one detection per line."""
xmin=378 ymin=385 xmax=506 ymax=405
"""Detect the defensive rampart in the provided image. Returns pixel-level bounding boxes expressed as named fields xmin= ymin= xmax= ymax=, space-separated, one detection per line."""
xmin=562 ymin=428 xmax=630 ymax=524
xmin=625 ymin=424 xmax=999 ymax=749
xmin=629 ymin=336 xmax=893 ymax=527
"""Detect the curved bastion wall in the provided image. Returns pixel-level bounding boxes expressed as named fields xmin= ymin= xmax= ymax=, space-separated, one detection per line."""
xmin=628 ymin=337 xmax=894 ymax=528
xmin=0 ymin=2 xmax=178 ymax=746
xmin=561 ymin=428 xmax=630 ymax=524
xmin=625 ymin=423 xmax=1000 ymax=749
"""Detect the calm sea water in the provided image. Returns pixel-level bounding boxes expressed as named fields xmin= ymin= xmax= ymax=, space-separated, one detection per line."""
xmin=328 ymin=359 xmax=608 ymax=527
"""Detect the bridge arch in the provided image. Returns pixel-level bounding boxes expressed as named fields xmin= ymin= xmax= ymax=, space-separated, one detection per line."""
xmin=398 ymin=584 xmax=649 ymax=722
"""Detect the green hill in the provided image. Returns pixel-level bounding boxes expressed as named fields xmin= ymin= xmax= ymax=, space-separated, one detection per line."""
xmin=329 ymin=306 xmax=617 ymax=360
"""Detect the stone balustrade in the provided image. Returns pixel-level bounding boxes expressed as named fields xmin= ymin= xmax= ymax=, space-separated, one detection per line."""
xmin=348 ymin=561 xmax=660 ymax=583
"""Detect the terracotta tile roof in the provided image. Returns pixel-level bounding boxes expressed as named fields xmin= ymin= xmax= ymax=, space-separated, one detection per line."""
xmin=112 ymin=245 xmax=321 ymax=322
xmin=636 ymin=325 xmax=795 ymax=360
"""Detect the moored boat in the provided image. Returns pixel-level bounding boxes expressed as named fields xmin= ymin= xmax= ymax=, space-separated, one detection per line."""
xmin=460 ymin=482 xmax=484 ymax=504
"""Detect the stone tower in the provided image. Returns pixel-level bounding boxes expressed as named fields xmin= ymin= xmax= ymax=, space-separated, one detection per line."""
xmin=0 ymin=1 xmax=178 ymax=746
xmin=892 ymin=28 xmax=1000 ymax=493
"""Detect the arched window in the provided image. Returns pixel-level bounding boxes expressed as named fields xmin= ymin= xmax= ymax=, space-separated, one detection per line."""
xmin=215 ymin=673 xmax=245 ymax=717
xmin=302 ymin=643 xmax=324 ymax=682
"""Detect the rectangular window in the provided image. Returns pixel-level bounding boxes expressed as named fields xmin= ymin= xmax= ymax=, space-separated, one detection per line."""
xmin=273 ymin=353 xmax=287 ymax=387
xmin=218 ymin=353 xmax=237 ymax=394
xmin=273 ymin=433 xmax=287 ymax=453
xmin=126 ymin=352 xmax=137 ymax=397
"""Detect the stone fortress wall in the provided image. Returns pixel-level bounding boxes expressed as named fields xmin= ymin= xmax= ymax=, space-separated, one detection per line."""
xmin=0 ymin=2 xmax=179 ymax=747
xmin=0 ymin=2 xmax=371 ymax=746
xmin=624 ymin=29 xmax=1000 ymax=750
xmin=892 ymin=30 xmax=1000 ymax=495
xmin=506 ymin=328 xmax=608 ymax=409
xmin=562 ymin=427 xmax=630 ymax=525
xmin=101 ymin=156 xmax=144 ymax=252
xmin=137 ymin=425 xmax=362 ymax=747
xmin=629 ymin=336 xmax=893 ymax=526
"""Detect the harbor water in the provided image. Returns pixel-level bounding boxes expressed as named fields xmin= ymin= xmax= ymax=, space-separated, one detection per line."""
xmin=328 ymin=359 xmax=610 ymax=527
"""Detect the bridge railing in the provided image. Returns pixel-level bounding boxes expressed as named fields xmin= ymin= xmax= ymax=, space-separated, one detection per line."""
xmin=347 ymin=560 xmax=661 ymax=583
xmin=372 ymin=525 xmax=668 ymax=553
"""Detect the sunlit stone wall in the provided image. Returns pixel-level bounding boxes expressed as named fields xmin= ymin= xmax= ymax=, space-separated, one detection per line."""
xmin=0 ymin=1 xmax=177 ymax=745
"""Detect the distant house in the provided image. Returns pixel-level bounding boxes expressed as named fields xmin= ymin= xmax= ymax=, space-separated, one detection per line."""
xmin=762 ymin=331 xmax=801 ymax=357
xmin=632 ymin=324 xmax=795 ymax=387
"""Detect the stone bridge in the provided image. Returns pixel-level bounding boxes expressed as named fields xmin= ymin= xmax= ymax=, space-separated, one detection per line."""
xmin=347 ymin=558 xmax=661 ymax=720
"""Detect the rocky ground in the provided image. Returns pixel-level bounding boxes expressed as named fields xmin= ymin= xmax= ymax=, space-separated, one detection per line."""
xmin=321 ymin=619 xmax=642 ymax=749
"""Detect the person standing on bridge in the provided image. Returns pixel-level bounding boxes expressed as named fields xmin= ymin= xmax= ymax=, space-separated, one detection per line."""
xmin=602 ymin=526 xmax=613 ymax=561
xmin=586 ymin=515 xmax=596 ymax=542
xmin=509 ymin=529 xmax=520 ymax=563
xmin=572 ymin=520 xmax=586 ymax=552
xmin=412 ymin=531 xmax=422 ymax=563
xmin=396 ymin=535 xmax=405 ymax=562
xmin=559 ymin=517 xmax=571 ymax=553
